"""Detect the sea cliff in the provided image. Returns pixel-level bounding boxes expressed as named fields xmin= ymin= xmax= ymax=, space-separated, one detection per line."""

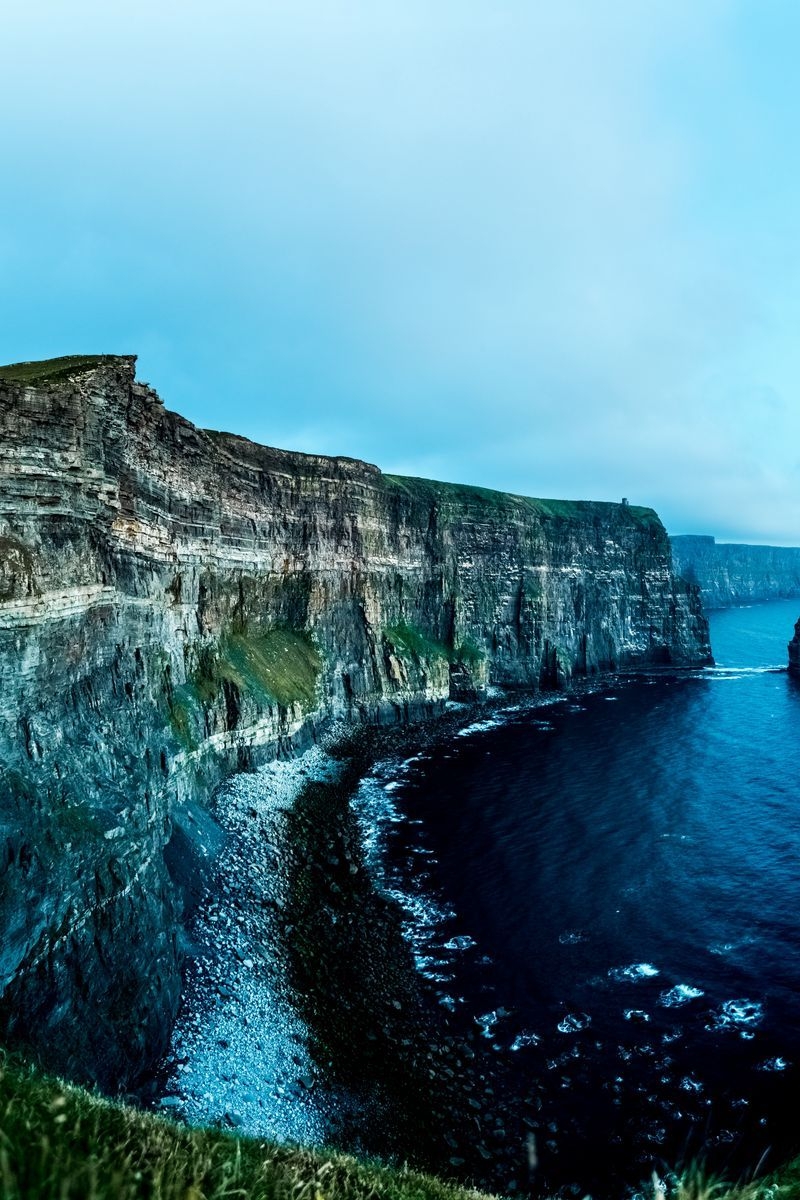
xmin=671 ymin=534 xmax=800 ymax=609
xmin=788 ymin=618 xmax=800 ymax=676
xmin=0 ymin=354 xmax=711 ymax=1091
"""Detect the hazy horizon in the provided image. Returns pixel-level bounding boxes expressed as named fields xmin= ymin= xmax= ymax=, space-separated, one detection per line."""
xmin=3 ymin=2 xmax=800 ymax=544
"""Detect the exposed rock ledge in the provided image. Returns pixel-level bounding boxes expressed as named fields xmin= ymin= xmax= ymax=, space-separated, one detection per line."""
xmin=0 ymin=354 xmax=711 ymax=1091
xmin=788 ymin=619 xmax=800 ymax=676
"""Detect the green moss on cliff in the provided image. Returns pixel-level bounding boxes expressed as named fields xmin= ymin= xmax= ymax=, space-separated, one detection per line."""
xmin=0 ymin=356 xmax=121 ymax=385
xmin=454 ymin=637 xmax=484 ymax=666
xmin=384 ymin=623 xmax=485 ymax=669
xmin=217 ymin=628 xmax=321 ymax=708
xmin=384 ymin=623 xmax=451 ymax=662
xmin=167 ymin=686 xmax=200 ymax=751
xmin=0 ymin=1056 xmax=497 ymax=1200
xmin=166 ymin=628 xmax=322 ymax=748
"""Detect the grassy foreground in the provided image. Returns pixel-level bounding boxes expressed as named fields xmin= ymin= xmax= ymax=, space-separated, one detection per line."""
xmin=3 ymin=1056 xmax=800 ymax=1200
xmin=669 ymin=1160 xmax=800 ymax=1200
xmin=0 ymin=1057 xmax=496 ymax=1200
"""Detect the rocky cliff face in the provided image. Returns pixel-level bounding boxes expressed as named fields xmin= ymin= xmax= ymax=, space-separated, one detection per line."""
xmin=0 ymin=355 xmax=711 ymax=1091
xmin=788 ymin=619 xmax=800 ymax=676
xmin=671 ymin=534 xmax=800 ymax=609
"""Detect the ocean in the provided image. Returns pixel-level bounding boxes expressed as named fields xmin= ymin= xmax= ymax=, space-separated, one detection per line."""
xmin=354 ymin=599 xmax=800 ymax=1194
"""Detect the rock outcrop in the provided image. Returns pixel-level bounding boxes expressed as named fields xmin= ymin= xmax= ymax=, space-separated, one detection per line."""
xmin=0 ymin=355 xmax=711 ymax=1090
xmin=671 ymin=534 xmax=800 ymax=609
xmin=788 ymin=619 xmax=800 ymax=676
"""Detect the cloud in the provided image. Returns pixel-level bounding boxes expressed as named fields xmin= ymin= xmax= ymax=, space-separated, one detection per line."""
xmin=2 ymin=1 xmax=799 ymax=542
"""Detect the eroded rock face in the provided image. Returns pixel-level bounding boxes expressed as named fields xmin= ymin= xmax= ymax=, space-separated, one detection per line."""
xmin=0 ymin=355 xmax=711 ymax=1090
xmin=671 ymin=534 xmax=800 ymax=609
xmin=788 ymin=619 xmax=800 ymax=676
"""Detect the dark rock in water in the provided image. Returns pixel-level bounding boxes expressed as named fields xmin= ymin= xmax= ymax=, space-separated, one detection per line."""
xmin=788 ymin=617 xmax=800 ymax=675
xmin=0 ymin=354 xmax=710 ymax=1091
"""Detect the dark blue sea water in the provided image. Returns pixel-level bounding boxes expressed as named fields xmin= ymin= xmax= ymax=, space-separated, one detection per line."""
xmin=356 ymin=600 xmax=800 ymax=1195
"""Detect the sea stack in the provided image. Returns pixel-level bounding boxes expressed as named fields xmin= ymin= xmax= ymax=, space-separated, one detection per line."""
xmin=788 ymin=618 xmax=800 ymax=675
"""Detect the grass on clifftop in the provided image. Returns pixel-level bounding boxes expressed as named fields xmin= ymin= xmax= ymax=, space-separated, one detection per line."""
xmin=0 ymin=355 xmax=122 ymax=385
xmin=2 ymin=1058 xmax=799 ymax=1200
xmin=383 ymin=473 xmax=661 ymax=528
xmin=0 ymin=1057 xmax=496 ymax=1200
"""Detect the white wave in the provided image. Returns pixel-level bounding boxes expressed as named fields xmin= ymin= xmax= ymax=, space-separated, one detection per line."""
xmin=757 ymin=1056 xmax=789 ymax=1072
xmin=705 ymin=666 xmax=785 ymax=680
xmin=511 ymin=1031 xmax=541 ymax=1051
xmin=624 ymin=1009 xmax=651 ymax=1023
xmin=414 ymin=954 xmax=451 ymax=971
xmin=443 ymin=934 xmax=477 ymax=951
xmin=352 ymin=766 xmax=467 ymax=997
xmin=659 ymin=984 xmax=704 ymax=1007
xmin=455 ymin=717 xmax=504 ymax=737
xmin=705 ymin=998 xmax=764 ymax=1033
xmin=475 ymin=1009 xmax=509 ymax=1037
xmin=609 ymin=962 xmax=659 ymax=983
xmin=557 ymin=1012 xmax=592 ymax=1033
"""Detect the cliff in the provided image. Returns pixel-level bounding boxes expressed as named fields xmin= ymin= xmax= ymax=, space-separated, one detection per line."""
xmin=0 ymin=354 xmax=711 ymax=1090
xmin=671 ymin=534 xmax=800 ymax=609
xmin=788 ymin=619 xmax=800 ymax=676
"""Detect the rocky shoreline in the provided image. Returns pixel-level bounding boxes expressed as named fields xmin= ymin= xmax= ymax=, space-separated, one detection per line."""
xmin=155 ymin=670 xmax=712 ymax=1196
xmin=158 ymin=745 xmax=344 ymax=1146
xmin=155 ymin=703 xmax=523 ymax=1193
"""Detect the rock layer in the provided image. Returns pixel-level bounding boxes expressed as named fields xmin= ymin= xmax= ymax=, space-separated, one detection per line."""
xmin=671 ymin=534 xmax=800 ymax=609
xmin=0 ymin=355 xmax=711 ymax=1090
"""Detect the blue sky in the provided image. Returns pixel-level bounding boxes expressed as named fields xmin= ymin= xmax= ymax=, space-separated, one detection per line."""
xmin=2 ymin=1 xmax=800 ymax=543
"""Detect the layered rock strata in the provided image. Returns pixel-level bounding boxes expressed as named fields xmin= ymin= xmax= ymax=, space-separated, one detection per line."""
xmin=0 ymin=355 xmax=711 ymax=1090
xmin=671 ymin=534 xmax=800 ymax=609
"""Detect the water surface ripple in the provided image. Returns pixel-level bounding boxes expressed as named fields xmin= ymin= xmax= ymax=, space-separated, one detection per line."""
xmin=368 ymin=600 xmax=800 ymax=1193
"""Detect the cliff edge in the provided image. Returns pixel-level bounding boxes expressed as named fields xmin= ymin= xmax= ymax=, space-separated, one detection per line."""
xmin=0 ymin=354 xmax=711 ymax=1090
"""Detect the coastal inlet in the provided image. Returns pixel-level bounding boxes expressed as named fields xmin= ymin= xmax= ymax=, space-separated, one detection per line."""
xmin=158 ymin=599 xmax=800 ymax=1197
xmin=357 ymin=599 xmax=800 ymax=1194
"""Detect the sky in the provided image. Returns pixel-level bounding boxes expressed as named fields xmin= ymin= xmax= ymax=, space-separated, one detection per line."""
xmin=2 ymin=1 xmax=800 ymax=543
